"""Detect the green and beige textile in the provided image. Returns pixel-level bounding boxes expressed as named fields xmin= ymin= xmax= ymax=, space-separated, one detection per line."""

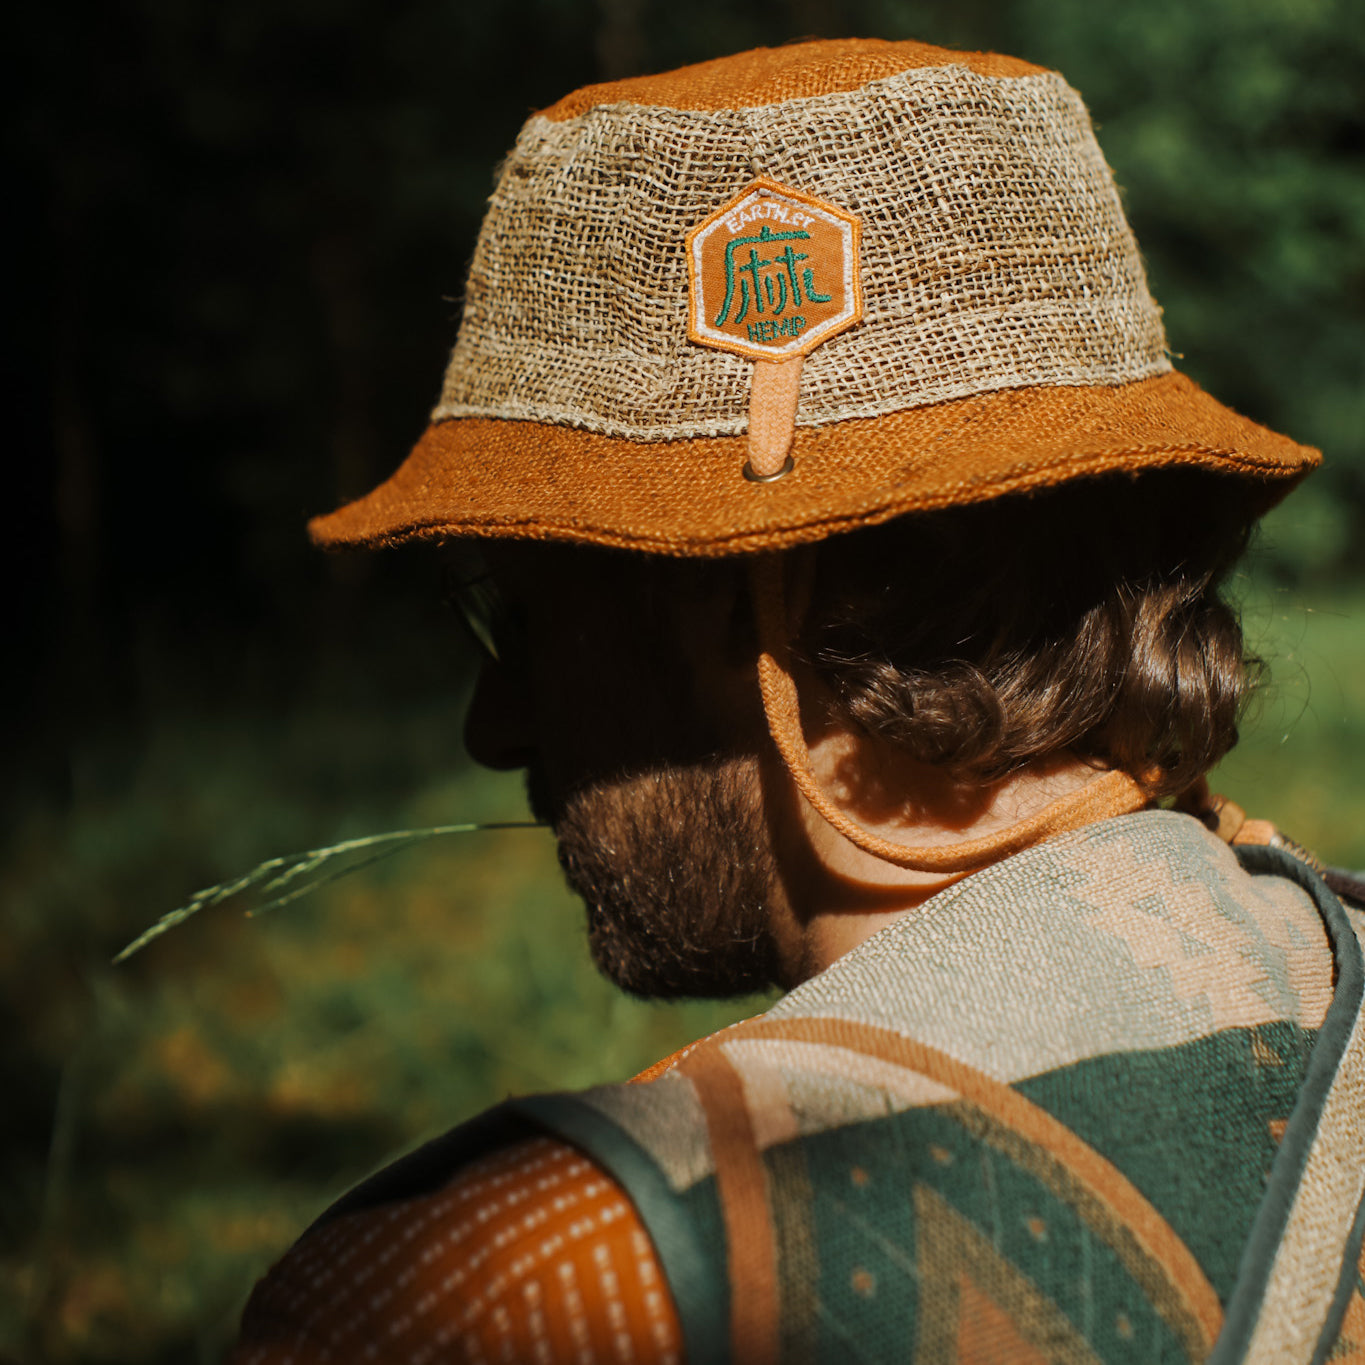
xmin=326 ymin=812 xmax=1365 ymax=1364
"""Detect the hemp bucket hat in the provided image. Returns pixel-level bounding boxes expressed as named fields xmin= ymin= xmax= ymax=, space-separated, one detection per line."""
xmin=308 ymin=36 xmax=1319 ymax=560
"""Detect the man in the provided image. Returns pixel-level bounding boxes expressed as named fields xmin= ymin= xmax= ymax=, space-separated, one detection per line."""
xmin=232 ymin=38 xmax=1365 ymax=1365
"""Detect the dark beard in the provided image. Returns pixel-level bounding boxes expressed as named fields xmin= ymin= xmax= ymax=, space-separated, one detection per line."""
xmin=550 ymin=755 xmax=780 ymax=1000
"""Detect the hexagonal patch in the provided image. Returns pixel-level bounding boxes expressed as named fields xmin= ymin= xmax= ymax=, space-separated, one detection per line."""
xmin=686 ymin=177 xmax=863 ymax=362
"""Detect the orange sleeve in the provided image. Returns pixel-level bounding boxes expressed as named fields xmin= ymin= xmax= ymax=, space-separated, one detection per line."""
xmin=229 ymin=1135 xmax=682 ymax=1364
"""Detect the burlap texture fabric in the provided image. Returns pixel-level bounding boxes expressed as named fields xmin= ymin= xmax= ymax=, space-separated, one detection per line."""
xmin=310 ymin=38 xmax=1319 ymax=556
xmin=435 ymin=63 xmax=1166 ymax=438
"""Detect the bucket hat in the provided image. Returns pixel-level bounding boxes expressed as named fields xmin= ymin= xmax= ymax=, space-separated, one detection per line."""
xmin=308 ymin=36 xmax=1318 ymax=558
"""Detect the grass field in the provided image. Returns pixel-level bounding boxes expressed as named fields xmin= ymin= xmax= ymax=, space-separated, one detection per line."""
xmin=4 ymin=578 xmax=1363 ymax=1364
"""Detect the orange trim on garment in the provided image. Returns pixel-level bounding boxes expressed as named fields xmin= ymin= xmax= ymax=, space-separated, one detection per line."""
xmin=679 ymin=1045 xmax=781 ymax=1365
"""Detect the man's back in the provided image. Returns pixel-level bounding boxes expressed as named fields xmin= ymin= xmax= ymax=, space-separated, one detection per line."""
xmin=235 ymin=814 xmax=1365 ymax=1362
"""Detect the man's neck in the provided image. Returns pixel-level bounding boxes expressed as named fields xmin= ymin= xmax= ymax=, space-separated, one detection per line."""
xmin=766 ymin=749 xmax=1113 ymax=987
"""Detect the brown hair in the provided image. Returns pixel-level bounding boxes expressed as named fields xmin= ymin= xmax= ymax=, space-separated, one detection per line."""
xmin=794 ymin=470 xmax=1263 ymax=799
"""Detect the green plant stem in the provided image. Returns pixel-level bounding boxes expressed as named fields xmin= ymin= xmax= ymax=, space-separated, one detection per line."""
xmin=112 ymin=821 xmax=545 ymax=963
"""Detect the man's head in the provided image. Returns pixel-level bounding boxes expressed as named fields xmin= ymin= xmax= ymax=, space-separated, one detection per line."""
xmin=458 ymin=540 xmax=781 ymax=998
xmin=310 ymin=38 xmax=1319 ymax=995
xmin=460 ymin=466 xmax=1264 ymax=998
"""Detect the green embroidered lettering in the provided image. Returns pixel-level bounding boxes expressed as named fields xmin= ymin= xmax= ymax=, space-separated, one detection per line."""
xmin=714 ymin=225 xmax=812 ymax=327
xmin=747 ymin=316 xmax=807 ymax=344
xmin=738 ymin=248 xmax=765 ymax=318
xmin=776 ymin=244 xmax=807 ymax=307
xmin=762 ymin=269 xmax=790 ymax=316
xmin=735 ymin=276 xmax=754 ymax=324
xmin=802 ymin=267 xmax=832 ymax=304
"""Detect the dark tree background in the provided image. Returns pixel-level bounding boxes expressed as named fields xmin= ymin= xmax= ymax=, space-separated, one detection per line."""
xmin=5 ymin=1 xmax=1363 ymax=1360
xmin=9 ymin=0 xmax=1365 ymax=795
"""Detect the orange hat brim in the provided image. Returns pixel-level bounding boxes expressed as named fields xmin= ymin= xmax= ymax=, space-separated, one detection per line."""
xmin=308 ymin=371 xmax=1319 ymax=558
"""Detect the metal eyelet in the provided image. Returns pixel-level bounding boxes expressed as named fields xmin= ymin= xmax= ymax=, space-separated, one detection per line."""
xmin=742 ymin=454 xmax=796 ymax=483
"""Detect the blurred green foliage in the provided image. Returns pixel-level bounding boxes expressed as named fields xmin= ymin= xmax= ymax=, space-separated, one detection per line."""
xmin=1006 ymin=0 xmax=1365 ymax=580
xmin=6 ymin=0 xmax=1364 ymax=1360
xmin=1217 ymin=588 xmax=1365 ymax=865
xmin=3 ymin=724 xmax=772 ymax=1362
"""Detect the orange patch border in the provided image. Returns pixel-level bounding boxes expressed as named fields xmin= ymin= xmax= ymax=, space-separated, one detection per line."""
xmin=685 ymin=176 xmax=863 ymax=362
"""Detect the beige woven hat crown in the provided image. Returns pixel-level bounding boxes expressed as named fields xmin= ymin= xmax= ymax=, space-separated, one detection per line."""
xmin=310 ymin=37 xmax=1319 ymax=557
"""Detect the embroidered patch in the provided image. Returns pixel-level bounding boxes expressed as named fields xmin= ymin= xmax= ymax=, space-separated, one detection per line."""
xmin=686 ymin=178 xmax=862 ymax=361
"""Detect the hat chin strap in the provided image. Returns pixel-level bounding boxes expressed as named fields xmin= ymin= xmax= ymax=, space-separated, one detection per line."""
xmin=750 ymin=554 xmax=1154 ymax=875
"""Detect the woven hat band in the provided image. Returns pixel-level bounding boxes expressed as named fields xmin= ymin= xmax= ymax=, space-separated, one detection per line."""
xmin=437 ymin=63 xmax=1170 ymax=442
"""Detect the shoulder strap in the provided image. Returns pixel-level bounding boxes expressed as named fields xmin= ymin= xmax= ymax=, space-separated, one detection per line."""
xmin=1209 ymin=846 xmax=1365 ymax=1365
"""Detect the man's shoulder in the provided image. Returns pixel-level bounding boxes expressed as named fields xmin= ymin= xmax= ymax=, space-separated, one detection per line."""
xmin=230 ymin=1134 xmax=681 ymax=1364
xmin=231 ymin=818 xmax=1361 ymax=1362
